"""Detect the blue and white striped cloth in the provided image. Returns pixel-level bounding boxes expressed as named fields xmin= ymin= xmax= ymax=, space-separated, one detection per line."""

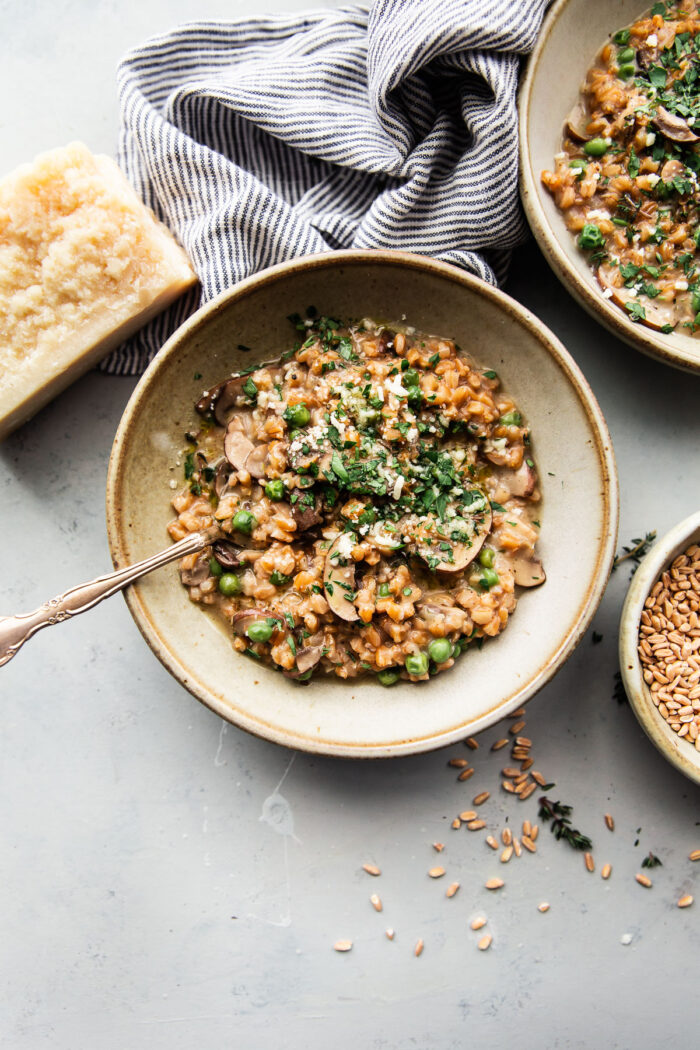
xmin=105 ymin=0 xmax=548 ymax=374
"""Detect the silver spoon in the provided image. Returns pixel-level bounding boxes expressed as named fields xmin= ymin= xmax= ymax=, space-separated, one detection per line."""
xmin=0 ymin=530 xmax=213 ymax=667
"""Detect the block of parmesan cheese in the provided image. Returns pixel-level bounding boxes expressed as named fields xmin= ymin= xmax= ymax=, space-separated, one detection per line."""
xmin=0 ymin=142 xmax=197 ymax=440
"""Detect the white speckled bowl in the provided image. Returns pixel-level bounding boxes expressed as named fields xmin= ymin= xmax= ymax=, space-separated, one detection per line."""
xmin=619 ymin=510 xmax=700 ymax=784
xmin=106 ymin=250 xmax=618 ymax=757
xmin=520 ymin=0 xmax=700 ymax=375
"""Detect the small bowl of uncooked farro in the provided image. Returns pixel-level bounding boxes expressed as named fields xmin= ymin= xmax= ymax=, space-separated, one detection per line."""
xmin=107 ymin=250 xmax=618 ymax=758
xmin=620 ymin=509 xmax=700 ymax=784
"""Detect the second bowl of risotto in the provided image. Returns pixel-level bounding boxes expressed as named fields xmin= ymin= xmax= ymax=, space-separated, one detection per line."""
xmin=106 ymin=250 xmax=618 ymax=757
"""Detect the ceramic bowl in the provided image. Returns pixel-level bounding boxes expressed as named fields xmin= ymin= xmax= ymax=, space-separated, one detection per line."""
xmin=106 ymin=250 xmax=618 ymax=757
xmin=519 ymin=0 xmax=700 ymax=375
xmin=619 ymin=511 xmax=700 ymax=784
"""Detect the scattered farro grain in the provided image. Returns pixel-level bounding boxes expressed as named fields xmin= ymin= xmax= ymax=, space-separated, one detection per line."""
xmin=473 ymin=791 xmax=491 ymax=806
xmin=471 ymin=916 xmax=487 ymax=930
xmin=512 ymin=837 xmax=522 ymax=858
xmin=485 ymin=877 xmax=504 ymax=890
xmin=385 ymin=928 xmax=395 ymax=940
xmin=510 ymin=720 xmax=526 ymax=735
xmin=370 ymin=894 xmax=382 ymax=912
xmin=429 ymin=866 xmax=446 ymax=878
xmin=519 ymin=782 xmax=537 ymax=801
xmin=500 ymin=846 xmax=514 ymax=863
xmin=531 ymin=771 xmax=546 ymax=787
xmin=486 ymin=835 xmax=499 ymax=850
xmin=522 ymin=835 xmax=537 ymax=853
xmin=458 ymin=768 xmax=476 ymax=782
xmin=689 ymin=849 xmax=700 ymax=861
xmin=334 ymin=940 xmax=353 ymax=952
xmin=502 ymin=827 xmax=512 ymax=846
xmin=502 ymin=766 xmax=520 ymax=778
xmin=515 ymin=736 xmax=532 ymax=748
xmin=491 ymin=738 xmax=509 ymax=751
xmin=530 ymin=825 xmax=539 ymax=841
xmin=459 ymin=810 xmax=477 ymax=822
xmin=523 ymin=820 xmax=532 ymax=838
xmin=502 ymin=780 xmax=516 ymax=793
xmin=678 ymin=894 xmax=694 ymax=908
xmin=362 ymin=863 xmax=381 ymax=876
xmin=636 ymin=873 xmax=652 ymax=888
xmin=433 ymin=842 xmax=445 ymax=852
xmin=604 ymin=813 xmax=615 ymax=832
xmin=478 ymin=933 xmax=493 ymax=951
xmin=584 ymin=852 xmax=595 ymax=873
xmin=467 ymin=819 xmax=487 ymax=831
xmin=465 ymin=737 xmax=479 ymax=750
xmin=538 ymin=902 xmax=550 ymax=913
xmin=510 ymin=707 xmax=526 ymax=718
xmin=451 ymin=818 xmax=461 ymax=830
xmin=520 ymin=757 xmax=534 ymax=771
xmin=446 ymin=882 xmax=460 ymax=898
xmin=448 ymin=757 xmax=469 ymax=768
xmin=414 ymin=939 xmax=424 ymax=957
xmin=601 ymin=863 xmax=612 ymax=880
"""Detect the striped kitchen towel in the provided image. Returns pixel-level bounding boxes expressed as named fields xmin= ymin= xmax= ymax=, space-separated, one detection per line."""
xmin=106 ymin=0 xmax=548 ymax=374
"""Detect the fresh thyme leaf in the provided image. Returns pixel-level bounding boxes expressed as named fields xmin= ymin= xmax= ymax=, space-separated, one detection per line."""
xmin=641 ymin=851 xmax=663 ymax=869
xmin=612 ymin=531 xmax=657 ymax=576
xmin=538 ymin=796 xmax=593 ymax=852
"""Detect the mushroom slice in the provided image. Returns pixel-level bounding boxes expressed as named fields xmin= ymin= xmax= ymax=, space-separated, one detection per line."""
xmin=367 ymin=521 xmax=404 ymax=555
xmin=652 ymin=105 xmax=700 ymax=144
xmin=195 ymin=375 xmax=246 ymax=425
xmin=211 ymin=539 xmax=242 ymax=570
xmin=295 ymin=644 xmax=325 ymax=674
xmin=323 ymin=533 xmax=359 ymax=622
xmin=596 ymin=262 xmax=685 ymax=332
xmin=659 ymin=157 xmax=686 ymax=182
xmin=244 ymin=442 xmax=269 ymax=479
xmin=224 ymin=419 xmax=255 ymax=471
xmin=291 ymin=498 xmax=323 ymax=532
xmin=493 ymin=461 xmax=537 ymax=500
xmin=180 ymin=551 xmax=211 ymax=587
xmin=564 ymin=101 xmax=591 ymax=143
xmin=510 ymin=554 xmax=546 ymax=588
xmin=406 ymin=490 xmax=493 ymax=574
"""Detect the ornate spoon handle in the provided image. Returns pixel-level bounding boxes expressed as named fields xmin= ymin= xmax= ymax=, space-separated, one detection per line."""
xmin=0 ymin=530 xmax=210 ymax=667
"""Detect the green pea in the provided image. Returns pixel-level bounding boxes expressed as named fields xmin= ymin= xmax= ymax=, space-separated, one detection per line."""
xmin=569 ymin=159 xmax=588 ymax=170
xmin=617 ymin=47 xmax=635 ymax=63
xmin=265 ymin=479 xmax=285 ymax=501
xmin=377 ymin=669 xmax=400 ymax=686
xmin=288 ymin=428 xmax=303 ymax=442
xmin=246 ymin=620 xmax=273 ymax=643
xmin=583 ymin=137 xmax=610 ymax=157
xmin=405 ymin=651 xmax=429 ymax=676
xmin=428 ymin=638 xmax=452 ymax=664
xmin=402 ymin=368 xmax=420 ymax=386
xmin=232 ymin=509 xmax=256 ymax=534
xmin=218 ymin=572 xmax=241 ymax=596
xmin=286 ymin=403 xmax=311 ymax=427
xmin=479 ymin=568 xmax=500 ymax=590
xmin=578 ymin=223 xmax=605 ymax=250
xmin=500 ymin=411 xmax=522 ymax=427
xmin=451 ymin=641 xmax=462 ymax=659
xmin=617 ymin=64 xmax=636 ymax=80
xmin=612 ymin=28 xmax=630 ymax=46
xmin=691 ymin=291 xmax=700 ymax=314
xmin=478 ymin=547 xmax=495 ymax=569
xmin=209 ymin=556 xmax=223 ymax=577
xmin=378 ymin=582 xmax=390 ymax=597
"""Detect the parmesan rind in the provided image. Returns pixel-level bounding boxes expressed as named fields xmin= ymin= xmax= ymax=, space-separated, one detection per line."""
xmin=0 ymin=142 xmax=197 ymax=440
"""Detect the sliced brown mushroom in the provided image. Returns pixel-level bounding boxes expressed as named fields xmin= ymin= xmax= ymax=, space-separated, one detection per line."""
xmin=224 ymin=420 xmax=255 ymax=471
xmin=214 ymin=460 xmax=234 ymax=499
xmin=211 ymin=539 xmax=242 ymax=570
xmin=180 ymin=551 xmax=211 ymax=587
xmin=509 ymin=554 xmax=546 ymax=588
xmin=564 ymin=101 xmax=591 ymax=143
xmin=295 ymin=644 xmax=325 ymax=674
xmin=652 ymin=105 xmax=700 ymax=143
xmin=196 ymin=375 xmax=246 ymax=425
xmin=660 ymin=157 xmax=687 ymax=182
xmin=244 ymin=443 xmax=269 ymax=479
xmin=323 ymin=534 xmax=359 ymax=622
xmin=405 ymin=491 xmax=493 ymax=574
xmin=493 ymin=461 xmax=537 ymax=500
xmin=596 ymin=262 xmax=685 ymax=332
xmin=292 ymin=498 xmax=323 ymax=531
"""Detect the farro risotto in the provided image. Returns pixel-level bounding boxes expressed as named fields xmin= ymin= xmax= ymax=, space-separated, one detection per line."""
xmin=167 ymin=315 xmax=545 ymax=683
xmin=542 ymin=0 xmax=700 ymax=335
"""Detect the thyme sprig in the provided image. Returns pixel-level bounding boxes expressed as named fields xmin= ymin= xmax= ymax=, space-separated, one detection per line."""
xmin=612 ymin=531 xmax=657 ymax=576
xmin=641 ymin=851 xmax=663 ymax=869
xmin=538 ymin=796 xmax=593 ymax=852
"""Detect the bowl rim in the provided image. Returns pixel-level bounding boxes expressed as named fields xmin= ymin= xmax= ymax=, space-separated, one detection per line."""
xmin=106 ymin=248 xmax=619 ymax=757
xmin=518 ymin=0 xmax=700 ymax=376
xmin=619 ymin=509 xmax=700 ymax=785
